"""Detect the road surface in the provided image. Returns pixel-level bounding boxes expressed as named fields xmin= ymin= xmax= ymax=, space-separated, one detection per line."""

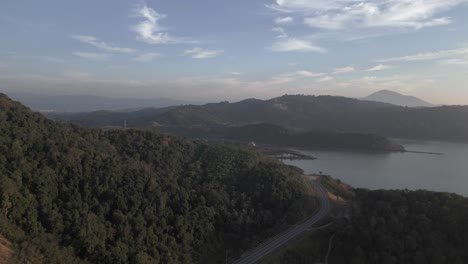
xmin=232 ymin=180 xmax=331 ymax=264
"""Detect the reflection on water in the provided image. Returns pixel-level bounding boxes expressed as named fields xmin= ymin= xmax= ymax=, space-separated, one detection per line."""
xmin=283 ymin=140 xmax=468 ymax=196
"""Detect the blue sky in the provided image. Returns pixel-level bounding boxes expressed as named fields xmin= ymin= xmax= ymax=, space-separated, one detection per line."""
xmin=1 ymin=0 xmax=468 ymax=104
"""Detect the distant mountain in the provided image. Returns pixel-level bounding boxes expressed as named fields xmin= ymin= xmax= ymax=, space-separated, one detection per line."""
xmin=8 ymin=93 xmax=198 ymax=112
xmin=362 ymin=90 xmax=434 ymax=107
xmin=54 ymin=94 xmax=468 ymax=142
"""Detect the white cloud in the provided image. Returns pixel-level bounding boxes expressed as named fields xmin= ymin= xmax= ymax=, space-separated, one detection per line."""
xmin=72 ymin=35 xmax=135 ymax=53
xmin=226 ymin=71 xmax=242 ymax=75
xmin=367 ymin=64 xmax=393 ymax=72
xmin=380 ymin=47 xmax=468 ymax=62
xmin=63 ymin=70 xmax=92 ymax=79
xmin=275 ymin=16 xmax=293 ymax=24
xmin=183 ymin=47 xmax=223 ymax=59
xmin=268 ymin=38 xmax=325 ymax=53
xmin=74 ymin=52 xmax=110 ymax=60
xmin=333 ymin=66 xmax=355 ymax=74
xmin=317 ymin=76 xmax=334 ymax=82
xmin=440 ymin=58 xmax=468 ymax=65
xmin=133 ymin=5 xmax=180 ymax=44
xmin=134 ymin=53 xmax=161 ymax=62
xmin=272 ymin=27 xmax=288 ymax=38
xmin=269 ymin=0 xmax=464 ymax=30
xmin=273 ymin=70 xmax=325 ymax=83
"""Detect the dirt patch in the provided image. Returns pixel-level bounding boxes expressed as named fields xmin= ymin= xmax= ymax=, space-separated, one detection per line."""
xmin=0 ymin=235 xmax=13 ymax=264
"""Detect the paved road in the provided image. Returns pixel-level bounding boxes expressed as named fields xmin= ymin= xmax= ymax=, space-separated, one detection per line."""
xmin=232 ymin=180 xmax=331 ymax=264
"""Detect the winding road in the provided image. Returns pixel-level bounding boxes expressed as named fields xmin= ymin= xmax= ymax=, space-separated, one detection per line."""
xmin=232 ymin=180 xmax=331 ymax=264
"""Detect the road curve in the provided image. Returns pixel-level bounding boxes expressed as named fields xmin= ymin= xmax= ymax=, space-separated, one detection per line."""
xmin=232 ymin=180 xmax=331 ymax=264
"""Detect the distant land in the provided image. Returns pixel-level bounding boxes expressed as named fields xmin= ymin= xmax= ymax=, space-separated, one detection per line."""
xmin=51 ymin=94 xmax=468 ymax=143
xmin=362 ymin=89 xmax=434 ymax=107
xmin=8 ymin=93 xmax=198 ymax=112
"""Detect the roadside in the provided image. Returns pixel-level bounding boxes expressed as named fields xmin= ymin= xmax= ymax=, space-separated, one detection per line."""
xmin=232 ymin=179 xmax=332 ymax=264
xmin=259 ymin=175 xmax=354 ymax=264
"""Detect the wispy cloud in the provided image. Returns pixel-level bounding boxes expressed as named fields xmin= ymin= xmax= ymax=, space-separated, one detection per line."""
xmin=380 ymin=47 xmax=468 ymax=62
xmin=133 ymin=4 xmax=193 ymax=45
xmin=269 ymin=0 xmax=464 ymax=30
xmin=367 ymin=64 xmax=393 ymax=72
xmin=226 ymin=71 xmax=242 ymax=76
xmin=74 ymin=52 xmax=110 ymax=60
xmin=273 ymin=70 xmax=325 ymax=83
xmin=184 ymin=47 xmax=223 ymax=59
xmin=72 ymin=35 xmax=135 ymax=53
xmin=134 ymin=53 xmax=161 ymax=62
xmin=268 ymin=38 xmax=325 ymax=53
xmin=333 ymin=66 xmax=355 ymax=74
xmin=275 ymin=16 xmax=293 ymax=24
xmin=317 ymin=76 xmax=334 ymax=82
xmin=272 ymin=27 xmax=288 ymax=38
xmin=440 ymin=58 xmax=468 ymax=65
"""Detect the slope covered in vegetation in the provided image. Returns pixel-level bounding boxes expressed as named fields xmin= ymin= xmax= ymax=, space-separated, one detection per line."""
xmin=0 ymin=94 xmax=316 ymax=263
xmin=268 ymin=188 xmax=468 ymax=264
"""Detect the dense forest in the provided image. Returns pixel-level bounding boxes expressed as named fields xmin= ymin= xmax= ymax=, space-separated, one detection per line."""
xmin=0 ymin=93 xmax=317 ymax=263
xmin=50 ymin=94 xmax=468 ymax=142
xmin=269 ymin=188 xmax=468 ymax=264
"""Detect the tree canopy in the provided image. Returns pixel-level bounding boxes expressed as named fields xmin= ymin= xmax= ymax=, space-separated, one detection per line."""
xmin=0 ymin=93 xmax=316 ymax=263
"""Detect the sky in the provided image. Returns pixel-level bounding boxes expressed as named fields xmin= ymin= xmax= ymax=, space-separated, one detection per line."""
xmin=1 ymin=0 xmax=468 ymax=104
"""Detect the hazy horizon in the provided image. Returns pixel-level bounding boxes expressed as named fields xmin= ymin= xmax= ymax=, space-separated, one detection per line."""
xmin=1 ymin=0 xmax=468 ymax=104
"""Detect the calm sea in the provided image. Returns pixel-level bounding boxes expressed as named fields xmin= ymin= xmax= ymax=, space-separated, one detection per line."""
xmin=284 ymin=140 xmax=468 ymax=196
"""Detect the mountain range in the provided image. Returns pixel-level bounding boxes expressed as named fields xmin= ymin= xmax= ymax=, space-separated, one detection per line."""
xmin=8 ymin=93 xmax=197 ymax=112
xmin=51 ymin=94 xmax=468 ymax=142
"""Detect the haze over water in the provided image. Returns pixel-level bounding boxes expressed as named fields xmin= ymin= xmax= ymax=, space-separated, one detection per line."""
xmin=284 ymin=140 xmax=468 ymax=196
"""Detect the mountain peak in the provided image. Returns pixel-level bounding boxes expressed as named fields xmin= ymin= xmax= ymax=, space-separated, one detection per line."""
xmin=362 ymin=90 xmax=434 ymax=107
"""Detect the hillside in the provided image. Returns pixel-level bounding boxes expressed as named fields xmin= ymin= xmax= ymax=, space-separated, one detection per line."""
xmin=0 ymin=93 xmax=317 ymax=263
xmin=55 ymin=95 xmax=468 ymax=142
xmin=266 ymin=188 xmax=468 ymax=264
xmin=209 ymin=123 xmax=404 ymax=152
xmin=362 ymin=90 xmax=434 ymax=107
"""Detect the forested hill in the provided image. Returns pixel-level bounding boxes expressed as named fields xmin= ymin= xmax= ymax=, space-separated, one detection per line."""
xmin=206 ymin=123 xmax=404 ymax=152
xmin=52 ymin=94 xmax=468 ymax=142
xmin=269 ymin=188 xmax=468 ymax=264
xmin=0 ymin=93 xmax=316 ymax=263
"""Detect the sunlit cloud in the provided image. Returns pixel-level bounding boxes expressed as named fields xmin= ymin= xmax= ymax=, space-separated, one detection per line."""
xmin=367 ymin=64 xmax=393 ymax=72
xmin=317 ymin=76 xmax=334 ymax=82
xmin=133 ymin=5 xmax=194 ymax=44
xmin=268 ymin=0 xmax=463 ymax=30
xmin=380 ymin=47 xmax=468 ymax=62
xmin=268 ymin=38 xmax=325 ymax=53
xmin=272 ymin=70 xmax=325 ymax=83
xmin=183 ymin=47 xmax=223 ymax=59
xmin=275 ymin=16 xmax=293 ymax=24
xmin=333 ymin=66 xmax=355 ymax=74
